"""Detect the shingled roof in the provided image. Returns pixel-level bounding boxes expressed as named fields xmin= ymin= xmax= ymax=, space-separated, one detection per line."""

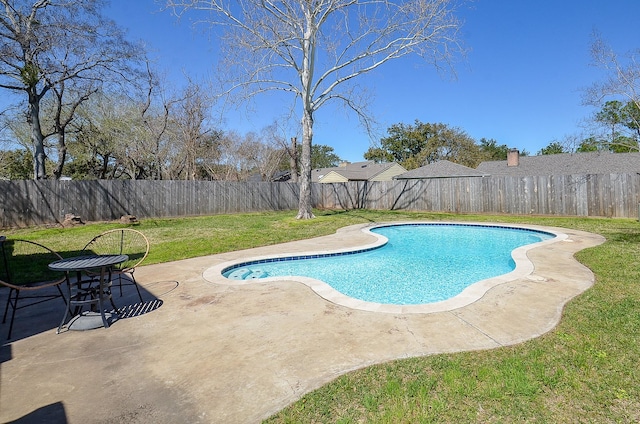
xmin=476 ymin=151 xmax=640 ymax=176
xmin=394 ymin=160 xmax=487 ymax=179
xmin=311 ymin=161 xmax=407 ymax=182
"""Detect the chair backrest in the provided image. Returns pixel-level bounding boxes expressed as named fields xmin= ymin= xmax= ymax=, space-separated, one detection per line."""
xmin=83 ymin=229 xmax=149 ymax=272
xmin=0 ymin=236 xmax=66 ymax=289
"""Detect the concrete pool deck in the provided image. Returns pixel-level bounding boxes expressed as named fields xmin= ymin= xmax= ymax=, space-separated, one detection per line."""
xmin=0 ymin=222 xmax=605 ymax=423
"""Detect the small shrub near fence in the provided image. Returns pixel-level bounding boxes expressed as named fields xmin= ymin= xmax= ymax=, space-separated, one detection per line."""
xmin=1 ymin=173 xmax=639 ymax=228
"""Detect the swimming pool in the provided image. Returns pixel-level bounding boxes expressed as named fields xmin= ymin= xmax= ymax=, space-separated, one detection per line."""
xmin=219 ymin=223 xmax=559 ymax=309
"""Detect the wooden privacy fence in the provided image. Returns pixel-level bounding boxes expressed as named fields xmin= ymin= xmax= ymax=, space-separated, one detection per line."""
xmin=1 ymin=173 xmax=639 ymax=227
xmin=318 ymin=173 xmax=640 ymax=217
xmin=0 ymin=180 xmax=300 ymax=228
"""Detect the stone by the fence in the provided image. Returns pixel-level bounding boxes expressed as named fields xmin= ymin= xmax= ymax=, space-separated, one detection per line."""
xmin=62 ymin=214 xmax=84 ymax=227
xmin=121 ymin=214 xmax=139 ymax=224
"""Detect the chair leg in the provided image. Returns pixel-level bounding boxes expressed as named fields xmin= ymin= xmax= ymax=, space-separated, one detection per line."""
xmin=57 ymin=299 xmax=71 ymax=334
xmin=56 ymin=280 xmax=74 ymax=317
xmin=4 ymin=288 xmax=19 ymax=340
xmin=131 ymin=273 xmax=143 ymax=303
xmin=97 ymin=289 xmax=109 ymax=329
xmin=2 ymin=287 xmax=13 ymax=324
xmin=115 ymin=272 xmax=143 ymax=303
xmin=118 ymin=273 xmax=124 ymax=297
xmin=57 ymin=279 xmax=73 ymax=334
xmin=97 ymin=268 xmax=111 ymax=329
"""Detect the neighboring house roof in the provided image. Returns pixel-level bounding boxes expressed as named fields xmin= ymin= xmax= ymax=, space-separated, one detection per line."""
xmin=247 ymin=170 xmax=291 ymax=182
xmin=394 ymin=160 xmax=487 ymax=179
xmin=476 ymin=151 xmax=640 ymax=176
xmin=311 ymin=161 xmax=407 ymax=183
xmin=272 ymin=170 xmax=291 ymax=182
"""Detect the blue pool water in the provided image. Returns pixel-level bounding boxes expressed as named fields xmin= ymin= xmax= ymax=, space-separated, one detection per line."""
xmin=223 ymin=224 xmax=555 ymax=305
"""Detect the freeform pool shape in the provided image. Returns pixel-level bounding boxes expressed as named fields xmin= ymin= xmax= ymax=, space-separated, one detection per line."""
xmin=205 ymin=222 xmax=568 ymax=314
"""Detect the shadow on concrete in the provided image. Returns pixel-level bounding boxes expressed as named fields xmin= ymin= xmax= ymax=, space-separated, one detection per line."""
xmin=0 ymin=342 xmax=10 ymax=364
xmin=117 ymin=298 xmax=164 ymax=319
xmin=5 ymin=401 xmax=68 ymax=423
xmin=1 ymin=280 xmax=179 ymax=348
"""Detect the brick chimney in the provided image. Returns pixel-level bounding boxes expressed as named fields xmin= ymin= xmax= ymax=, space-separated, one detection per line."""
xmin=507 ymin=149 xmax=520 ymax=167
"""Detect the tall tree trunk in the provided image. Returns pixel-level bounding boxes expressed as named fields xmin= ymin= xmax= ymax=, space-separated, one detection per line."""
xmin=27 ymin=89 xmax=47 ymax=180
xmin=53 ymin=132 xmax=67 ymax=179
xmin=296 ymin=9 xmax=316 ymax=219
xmin=297 ymin=109 xmax=315 ymax=219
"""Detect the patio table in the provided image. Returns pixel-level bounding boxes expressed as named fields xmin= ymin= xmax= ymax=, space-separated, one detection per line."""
xmin=49 ymin=254 xmax=128 ymax=332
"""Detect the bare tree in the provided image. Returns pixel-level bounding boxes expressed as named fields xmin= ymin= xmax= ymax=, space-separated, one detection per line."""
xmin=0 ymin=0 xmax=143 ymax=179
xmin=213 ymin=130 xmax=282 ymax=181
xmin=584 ymin=32 xmax=640 ymax=151
xmin=69 ymin=77 xmax=225 ymax=181
xmin=92 ymin=65 xmax=179 ymax=180
xmin=260 ymin=121 xmax=299 ymax=182
xmin=255 ymin=126 xmax=289 ymax=181
xmin=46 ymin=83 xmax=98 ymax=178
xmin=70 ymin=83 xmax=171 ymax=181
xmin=71 ymin=92 xmax=133 ymax=179
xmin=166 ymin=0 xmax=464 ymax=218
xmin=134 ymin=64 xmax=175 ymax=180
xmin=169 ymin=81 xmax=221 ymax=180
xmin=212 ymin=131 xmax=242 ymax=181
xmin=587 ymin=33 xmax=640 ymax=109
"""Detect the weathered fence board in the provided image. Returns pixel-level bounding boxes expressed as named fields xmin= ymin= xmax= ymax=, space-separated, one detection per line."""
xmin=2 ymin=173 xmax=639 ymax=228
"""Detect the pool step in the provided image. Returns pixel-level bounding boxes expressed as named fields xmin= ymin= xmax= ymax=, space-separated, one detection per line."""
xmin=227 ymin=268 xmax=268 ymax=280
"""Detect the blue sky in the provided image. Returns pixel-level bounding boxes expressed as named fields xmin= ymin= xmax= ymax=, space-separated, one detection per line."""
xmin=104 ymin=1 xmax=640 ymax=162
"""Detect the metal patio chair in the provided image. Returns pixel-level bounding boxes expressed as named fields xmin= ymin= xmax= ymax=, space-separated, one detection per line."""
xmin=82 ymin=229 xmax=149 ymax=303
xmin=0 ymin=236 xmax=68 ymax=340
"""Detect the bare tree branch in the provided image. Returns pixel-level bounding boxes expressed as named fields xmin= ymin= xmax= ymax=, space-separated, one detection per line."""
xmin=583 ymin=32 xmax=640 ymax=152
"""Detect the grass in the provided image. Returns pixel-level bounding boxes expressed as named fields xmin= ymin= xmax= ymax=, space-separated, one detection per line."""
xmin=3 ymin=209 xmax=640 ymax=422
xmin=1 ymin=209 xmax=462 ymax=263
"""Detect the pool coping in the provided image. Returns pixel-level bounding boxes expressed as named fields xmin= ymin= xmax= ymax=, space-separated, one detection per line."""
xmin=203 ymin=221 xmax=569 ymax=314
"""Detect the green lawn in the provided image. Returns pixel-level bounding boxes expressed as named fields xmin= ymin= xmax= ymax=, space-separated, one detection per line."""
xmin=3 ymin=210 xmax=639 ymax=422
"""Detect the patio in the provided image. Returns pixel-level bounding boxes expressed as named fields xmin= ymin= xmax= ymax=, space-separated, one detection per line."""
xmin=0 ymin=223 xmax=604 ymax=423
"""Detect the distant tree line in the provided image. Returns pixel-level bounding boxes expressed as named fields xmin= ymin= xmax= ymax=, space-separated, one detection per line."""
xmin=0 ymin=89 xmax=344 ymax=181
xmin=536 ymin=99 xmax=640 ymax=155
xmin=363 ymin=120 xmax=530 ymax=170
xmin=3 ymin=95 xmax=636 ymax=180
xmin=366 ymin=97 xmax=640 ymax=170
